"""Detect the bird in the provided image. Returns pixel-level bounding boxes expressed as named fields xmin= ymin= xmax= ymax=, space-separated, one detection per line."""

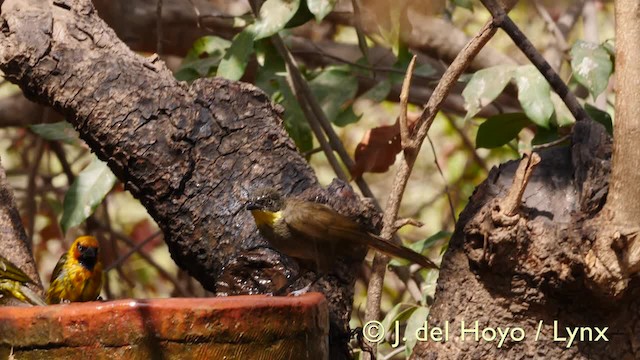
xmin=245 ymin=188 xmax=438 ymax=275
xmin=46 ymin=235 xmax=103 ymax=304
xmin=0 ymin=255 xmax=46 ymax=306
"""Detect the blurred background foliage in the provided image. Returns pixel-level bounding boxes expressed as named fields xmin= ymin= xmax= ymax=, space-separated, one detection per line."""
xmin=0 ymin=0 xmax=614 ymax=358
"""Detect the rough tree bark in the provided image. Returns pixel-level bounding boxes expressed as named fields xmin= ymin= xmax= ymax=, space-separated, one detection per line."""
xmin=0 ymin=0 xmax=382 ymax=357
xmin=410 ymin=1 xmax=639 ymax=358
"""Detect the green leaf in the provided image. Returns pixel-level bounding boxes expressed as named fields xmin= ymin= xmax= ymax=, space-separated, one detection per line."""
xmin=476 ymin=113 xmax=531 ymax=149
xmin=276 ymin=78 xmax=314 ymax=152
xmin=30 ymin=122 xmax=79 ymax=145
xmin=462 ymin=66 xmax=516 ymax=120
xmin=514 ymin=65 xmax=553 ymax=128
xmin=333 ymin=107 xmax=361 ymax=127
xmin=584 ymin=104 xmax=613 ymax=135
xmin=549 ymin=92 xmax=575 ymax=127
xmin=381 ymin=303 xmax=414 ymax=333
xmin=389 ymin=231 xmax=449 ymax=267
xmin=360 ymin=79 xmax=392 ymax=102
xmin=307 ymin=0 xmax=337 ymax=21
xmin=254 ymin=40 xmax=286 ymax=95
xmin=175 ymin=36 xmax=231 ymax=81
xmin=308 ymin=66 xmax=358 ymax=124
xmin=217 ymin=30 xmax=255 ymax=81
xmin=405 ymin=306 xmax=430 ymax=356
xmin=570 ymin=40 xmax=613 ymax=100
xmin=452 ymin=0 xmax=473 ymax=10
xmin=60 ymin=155 xmax=117 ymax=233
xmin=248 ymin=0 xmax=301 ymax=40
xmin=532 ymin=126 xmax=560 ymax=146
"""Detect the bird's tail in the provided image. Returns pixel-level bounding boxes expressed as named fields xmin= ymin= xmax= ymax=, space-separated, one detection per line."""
xmin=365 ymin=234 xmax=439 ymax=269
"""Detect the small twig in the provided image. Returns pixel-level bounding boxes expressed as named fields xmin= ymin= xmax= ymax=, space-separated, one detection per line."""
xmin=271 ymin=36 xmax=349 ymax=182
xmin=92 ymin=220 xmax=189 ymax=296
xmin=533 ymin=0 xmax=570 ymax=52
xmin=25 ymin=137 xmax=45 ymax=245
xmin=363 ymin=20 xmax=498 ymax=359
xmin=427 ymin=134 xmax=457 ymax=224
xmin=443 ymin=114 xmax=488 ymax=172
xmin=381 ymin=345 xmax=406 ymax=360
xmin=351 ymin=0 xmax=370 ymax=67
xmin=104 ymin=230 xmax=163 ymax=272
xmin=532 ymin=133 xmax=571 ymax=151
xmin=271 ymin=34 xmax=381 ymax=202
xmin=500 ymin=152 xmax=541 ymax=217
xmin=393 ymin=218 xmax=424 ymax=231
xmin=156 ymin=0 xmax=163 ymax=55
xmin=480 ymin=0 xmax=591 ymax=123
xmin=399 ymin=55 xmax=417 ymax=151
xmin=296 ymin=43 xmax=440 ymax=81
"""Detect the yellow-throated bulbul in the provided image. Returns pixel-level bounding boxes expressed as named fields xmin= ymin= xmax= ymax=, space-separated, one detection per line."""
xmin=245 ymin=188 xmax=438 ymax=273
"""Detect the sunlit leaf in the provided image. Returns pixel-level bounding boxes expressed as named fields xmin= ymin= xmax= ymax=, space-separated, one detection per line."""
xmin=462 ymin=66 xmax=516 ymax=120
xmin=248 ymin=0 xmax=301 ymax=40
xmin=60 ymin=155 xmax=117 ymax=233
xmin=476 ymin=113 xmax=531 ymax=149
xmin=307 ymin=0 xmax=337 ymax=21
xmin=30 ymin=122 xmax=79 ymax=145
xmin=217 ymin=30 xmax=255 ymax=81
xmin=570 ymin=40 xmax=613 ymax=100
xmin=514 ymin=65 xmax=553 ymax=128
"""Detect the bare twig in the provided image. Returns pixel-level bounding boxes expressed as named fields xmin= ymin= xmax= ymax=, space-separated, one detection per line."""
xmin=443 ymin=114 xmax=488 ymax=172
xmin=533 ymin=0 xmax=570 ymax=52
xmin=271 ymin=36 xmax=349 ymax=182
xmin=393 ymin=218 xmax=424 ymax=231
xmin=351 ymin=0 xmax=370 ymax=66
xmin=399 ymin=56 xmax=417 ymax=150
xmin=363 ymin=19 xmax=499 ymax=359
xmin=427 ymin=134 xmax=457 ymax=225
xmin=25 ymin=137 xmax=45 ymax=245
xmin=480 ymin=0 xmax=591 ymax=123
xmin=271 ymin=35 xmax=381 ymax=201
xmin=104 ymin=230 xmax=163 ymax=272
xmin=156 ymin=0 xmax=163 ymax=55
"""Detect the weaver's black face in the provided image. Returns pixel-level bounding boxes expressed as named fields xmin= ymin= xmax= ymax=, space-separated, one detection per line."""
xmin=245 ymin=188 xmax=284 ymax=212
xmin=77 ymin=242 xmax=98 ymax=270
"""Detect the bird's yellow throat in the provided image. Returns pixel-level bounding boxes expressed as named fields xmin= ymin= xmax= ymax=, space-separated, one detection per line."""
xmin=250 ymin=209 xmax=283 ymax=227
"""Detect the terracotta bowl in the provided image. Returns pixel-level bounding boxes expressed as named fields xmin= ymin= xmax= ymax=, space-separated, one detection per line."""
xmin=0 ymin=293 xmax=328 ymax=359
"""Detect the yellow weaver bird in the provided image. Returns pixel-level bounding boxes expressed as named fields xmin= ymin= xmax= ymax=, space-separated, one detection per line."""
xmin=246 ymin=188 xmax=438 ymax=274
xmin=0 ymin=255 xmax=46 ymax=306
xmin=46 ymin=236 xmax=103 ymax=304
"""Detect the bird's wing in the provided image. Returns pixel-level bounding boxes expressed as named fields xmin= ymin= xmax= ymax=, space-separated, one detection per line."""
xmin=284 ymin=201 xmax=438 ymax=269
xmin=0 ymin=255 xmax=36 ymax=284
xmin=283 ymin=201 xmax=364 ymax=244
xmin=50 ymin=253 xmax=68 ymax=284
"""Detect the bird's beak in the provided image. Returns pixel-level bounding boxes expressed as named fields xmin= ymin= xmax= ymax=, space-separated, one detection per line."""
xmin=245 ymin=201 xmax=260 ymax=210
xmin=85 ymin=247 xmax=97 ymax=258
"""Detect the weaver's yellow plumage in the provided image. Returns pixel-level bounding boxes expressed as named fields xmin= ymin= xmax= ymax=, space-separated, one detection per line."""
xmin=46 ymin=236 xmax=103 ymax=304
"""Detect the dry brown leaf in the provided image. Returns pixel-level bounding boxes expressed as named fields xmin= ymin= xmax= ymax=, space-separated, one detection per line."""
xmin=351 ymin=114 xmax=418 ymax=179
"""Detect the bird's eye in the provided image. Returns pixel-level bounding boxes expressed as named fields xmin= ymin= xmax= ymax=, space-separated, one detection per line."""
xmin=77 ymin=244 xmax=85 ymax=252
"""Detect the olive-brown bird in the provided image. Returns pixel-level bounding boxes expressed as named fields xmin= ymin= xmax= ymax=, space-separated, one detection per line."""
xmin=46 ymin=236 xmax=103 ymax=304
xmin=246 ymin=189 xmax=438 ymax=273
xmin=0 ymin=255 xmax=46 ymax=306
